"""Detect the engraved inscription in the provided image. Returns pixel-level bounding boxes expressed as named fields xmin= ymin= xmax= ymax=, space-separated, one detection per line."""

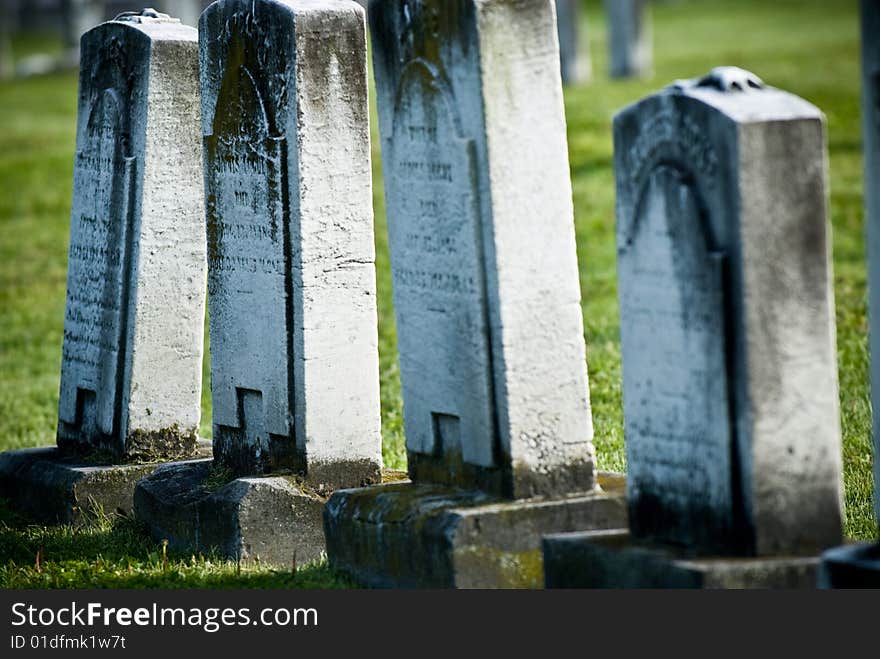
xmin=386 ymin=61 xmax=495 ymax=466
xmin=619 ymin=165 xmax=734 ymax=548
xmin=58 ymin=88 xmax=134 ymax=443
xmin=205 ymin=53 xmax=293 ymax=451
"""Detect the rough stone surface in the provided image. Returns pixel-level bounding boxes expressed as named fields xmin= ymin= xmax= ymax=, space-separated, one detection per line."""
xmin=369 ymin=0 xmax=594 ymax=500
xmin=556 ymin=0 xmax=590 ymax=84
xmin=200 ymin=0 xmax=381 ymax=485
xmin=544 ymin=530 xmax=820 ymax=589
xmin=133 ymin=459 xmax=326 ymax=566
xmin=324 ymin=473 xmax=626 ymax=588
xmin=614 ymin=68 xmax=843 ymax=557
xmin=604 ymin=0 xmax=651 ymax=79
xmin=57 ymin=12 xmax=206 ymax=462
xmin=0 ymin=440 xmax=212 ymax=524
xmin=819 ymin=543 xmax=880 ymax=588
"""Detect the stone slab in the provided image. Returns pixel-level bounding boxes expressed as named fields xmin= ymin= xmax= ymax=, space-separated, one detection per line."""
xmin=370 ymin=0 xmax=595 ymax=499
xmin=324 ymin=472 xmax=626 ymax=588
xmin=0 ymin=439 xmax=212 ymax=525
xmin=544 ymin=529 xmax=820 ymax=589
xmin=58 ymin=11 xmax=206 ymax=461
xmin=200 ymin=0 xmax=382 ymax=483
xmin=614 ymin=68 xmax=843 ymax=556
xmin=133 ymin=458 xmax=330 ymax=566
xmin=819 ymin=543 xmax=880 ymax=588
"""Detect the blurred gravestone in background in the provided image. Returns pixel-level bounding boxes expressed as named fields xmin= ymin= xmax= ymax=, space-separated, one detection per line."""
xmin=556 ymin=0 xmax=591 ymax=84
xmin=604 ymin=0 xmax=652 ymax=79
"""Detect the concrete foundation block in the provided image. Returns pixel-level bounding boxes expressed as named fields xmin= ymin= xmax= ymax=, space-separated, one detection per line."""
xmin=543 ymin=529 xmax=820 ymax=589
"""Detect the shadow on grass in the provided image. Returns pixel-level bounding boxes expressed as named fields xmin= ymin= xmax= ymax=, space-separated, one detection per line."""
xmin=0 ymin=499 xmax=355 ymax=590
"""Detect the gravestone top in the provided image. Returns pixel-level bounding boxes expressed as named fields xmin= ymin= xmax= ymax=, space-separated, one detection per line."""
xmin=113 ymin=8 xmax=180 ymax=24
xmin=672 ymin=66 xmax=764 ymax=93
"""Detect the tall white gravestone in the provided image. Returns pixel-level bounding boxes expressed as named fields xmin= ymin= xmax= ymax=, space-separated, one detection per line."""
xmin=58 ymin=9 xmax=206 ymax=461
xmin=0 ymin=9 xmax=208 ymax=525
xmin=604 ymin=0 xmax=651 ymax=79
xmin=135 ymin=0 xmax=382 ymax=568
xmin=374 ymin=0 xmax=595 ymax=499
xmin=324 ymin=0 xmax=625 ymax=589
xmin=545 ymin=68 xmax=845 ymax=588
xmin=199 ymin=0 xmax=382 ymax=485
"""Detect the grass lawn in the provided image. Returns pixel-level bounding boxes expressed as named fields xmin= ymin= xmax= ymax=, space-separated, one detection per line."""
xmin=0 ymin=0 xmax=874 ymax=588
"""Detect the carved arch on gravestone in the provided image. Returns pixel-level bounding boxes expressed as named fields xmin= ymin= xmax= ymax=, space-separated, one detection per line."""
xmin=618 ymin=159 xmax=738 ymax=551
xmin=386 ymin=57 xmax=498 ymax=469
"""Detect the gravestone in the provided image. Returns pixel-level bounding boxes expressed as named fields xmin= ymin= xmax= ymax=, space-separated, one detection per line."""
xmin=604 ymin=0 xmax=651 ymax=79
xmin=135 ymin=0 xmax=383 ymax=567
xmin=556 ymin=0 xmax=590 ymax=84
xmin=544 ymin=67 xmax=845 ymax=588
xmin=820 ymin=0 xmax=880 ymax=588
xmin=0 ymin=9 xmax=210 ymax=523
xmin=323 ymin=0 xmax=626 ymax=589
xmin=0 ymin=0 xmax=12 ymax=79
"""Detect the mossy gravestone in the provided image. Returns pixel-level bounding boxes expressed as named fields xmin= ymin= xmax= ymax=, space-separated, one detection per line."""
xmin=545 ymin=68 xmax=845 ymax=588
xmin=0 ymin=10 xmax=209 ymax=523
xmin=324 ymin=0 xmax=626 ymax=589
xmin=135 ymin=0 xmax=383 ymax=568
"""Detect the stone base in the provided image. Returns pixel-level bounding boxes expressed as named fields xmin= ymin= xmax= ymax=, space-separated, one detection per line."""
xmin=323 ymin=472 xmax=627 ymax=588
xmin=819 ymin=543 xmax=880 ymax=588
xmin=133 ymin=459 xmax=327 ymax=567
xmin=543 ymin=529 xmax=821 ymax=589
xmin=0 ymin=440 xmax=212 ymax=524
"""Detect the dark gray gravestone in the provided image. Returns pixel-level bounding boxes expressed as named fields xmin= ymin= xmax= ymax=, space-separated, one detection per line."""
xmin=546 ymin=68 xmax=844 ymax=588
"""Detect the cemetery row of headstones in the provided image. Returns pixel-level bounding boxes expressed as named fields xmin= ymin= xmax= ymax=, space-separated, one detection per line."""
xmin=0 ymin=0 xmax=875 ymax=587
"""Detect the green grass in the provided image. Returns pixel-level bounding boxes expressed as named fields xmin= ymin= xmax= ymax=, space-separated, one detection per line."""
xmin=0 ymin=0 xmax=875 ymax=588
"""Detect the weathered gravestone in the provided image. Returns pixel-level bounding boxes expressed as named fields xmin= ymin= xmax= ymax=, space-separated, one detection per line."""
xmin=134 ymin=0 xmax=383 ymax=567
xmin=820 ymin=0 xmax=880 ymax=588
xmin=556 ymin=0 xmax=590 ymax=85
xmin=323 ymin=0 xmax=626 ymax=589
xmin=544 ymin=67 xmax=845 ymax=588
xmin=604 ymin=0 xmax=651 ymax=79
xmin=0 ymin=9 xmax=210 ymax=523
